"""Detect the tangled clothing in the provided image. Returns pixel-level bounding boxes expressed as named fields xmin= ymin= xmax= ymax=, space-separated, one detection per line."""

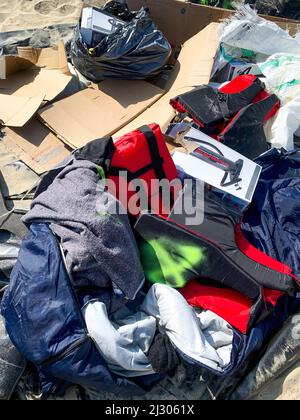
xmin=141 ymin=285 xmax=233 ymax=371
xmin=83 ymin=301 xmax=156 ymax=378
xmin=83 ymin=284 xmax=234 ymax=378
xmin=242 ymin=149 xmax=300 ymax=282
xmin=148 ymin=333 xmax=180 ymax=376
xmin=23 ymin=158 xmax=145 ymax=313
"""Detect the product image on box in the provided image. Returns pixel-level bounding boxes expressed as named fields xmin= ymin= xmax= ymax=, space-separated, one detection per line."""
xmin=172 ymin=127 xmax=262 ymax=211
xmin=187 ymin=138 xmax=244 ymax=189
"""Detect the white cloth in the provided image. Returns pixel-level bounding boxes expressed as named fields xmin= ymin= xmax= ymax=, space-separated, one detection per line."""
xmin=83 ymin=284 xmax=234 ymax=378
xmin=83 ymin=300 xmax=156 ymax=378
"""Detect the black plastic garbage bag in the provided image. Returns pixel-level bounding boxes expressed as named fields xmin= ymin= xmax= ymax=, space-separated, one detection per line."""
xmin=70 ymin=7 xmax=172 ymax=82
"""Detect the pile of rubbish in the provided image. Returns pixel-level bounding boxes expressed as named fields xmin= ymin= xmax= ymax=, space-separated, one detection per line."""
xmin=0 ymin=0 xmax=300 ymax=401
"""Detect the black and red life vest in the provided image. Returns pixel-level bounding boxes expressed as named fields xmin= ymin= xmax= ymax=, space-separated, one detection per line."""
xmin=135 ymin=190 xmax=299 ymax=333
xmin=170 ymin=75 xmax=280 ymax=160
xmin=108 ymin=124 xmax=179 ymax=217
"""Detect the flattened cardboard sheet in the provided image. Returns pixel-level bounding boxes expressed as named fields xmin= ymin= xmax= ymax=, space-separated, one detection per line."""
xmin=39 ymin=80 xmax=164 ymax=149
xmin=0 ymin=93 xmax=45 ymax=127
xmin=3 ymin=119 xmax=71 ymax=175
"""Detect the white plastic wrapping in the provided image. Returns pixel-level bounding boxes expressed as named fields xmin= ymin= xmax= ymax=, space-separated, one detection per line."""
xmin=219 ymin=6 xmax=300 ymax=58
xmin=259 ymin=54 xmax=300 ymax=150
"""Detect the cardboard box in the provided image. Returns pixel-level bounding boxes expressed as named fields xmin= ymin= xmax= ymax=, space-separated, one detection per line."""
xmin=172 ymin=127 xmax=262 ymax=211
xmin=0 ymin=45 xmax=73 ymax=128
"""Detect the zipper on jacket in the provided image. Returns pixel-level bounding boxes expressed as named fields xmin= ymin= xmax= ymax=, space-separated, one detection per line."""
xmin=41 ymin=335 xmax=90 ymax=367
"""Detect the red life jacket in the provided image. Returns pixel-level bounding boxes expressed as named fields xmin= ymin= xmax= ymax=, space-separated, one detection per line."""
xmin=108 ymin=124 xmax=178 ymax=217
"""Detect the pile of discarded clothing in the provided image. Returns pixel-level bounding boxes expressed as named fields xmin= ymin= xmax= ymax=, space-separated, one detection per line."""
xmin=0 ymin=1 xmax=300 ymax=401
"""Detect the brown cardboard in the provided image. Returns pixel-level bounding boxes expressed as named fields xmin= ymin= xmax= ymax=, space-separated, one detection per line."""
xmin=0 ymin=93 xmax=45 ymax=127
xmin=2 ymin=119 xmax=71 ymax=175
xmin=0 ymin=62 xmax=72 ymax=102
xmin=115 ymin=22 xmax=219 ymax=138
xmin=38 ymin=80 xmax=164 ymax=149
xmin=17 ymin=41 xmax=70 ymax=74
xmin=0 ymin=142 xmax=40 ymax=198
xmin=0 ymin=47 xmax=72 ymax=127
xmin=127 ymin=0 xmax=300 ymax=45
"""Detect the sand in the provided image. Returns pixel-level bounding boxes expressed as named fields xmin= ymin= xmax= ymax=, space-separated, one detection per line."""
xmin=0 ymin=0 xmax=299 ymax=402
xmin=0 ymin=0 xmax=107 ymax=33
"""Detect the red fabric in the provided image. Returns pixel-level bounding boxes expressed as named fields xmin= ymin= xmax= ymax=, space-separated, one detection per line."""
xmin=181 ymin=280 xmax=252 ymax=334
xmin=263 ymin=288 xmax=284 ymax=307
xmin=108 ymin=124 xmax=178 ymax=217
xmin=181 ymin=280 xmax=285 ymax=334
xmin=252 ymin=91 xmax=281 ymax=123
xmin=169 ymin=99 xmax=204 ymax=128
xmin=235 ymin=224 xmax=294 ymax=276
xmin=219 ymin=74 xmax=258 ymax=94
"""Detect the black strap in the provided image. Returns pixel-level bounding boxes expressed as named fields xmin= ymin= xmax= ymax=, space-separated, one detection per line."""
xmin=110 ymin=125 xmax=167 ymax=182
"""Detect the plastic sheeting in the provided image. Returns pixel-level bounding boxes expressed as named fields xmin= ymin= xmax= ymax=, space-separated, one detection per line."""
xmin=70 ymin=7 xmax=171 ymax=82
xmin=219 ymin=6 xmax=300 ymax=59
xmin=259 ymin=54 xmax=300 ymax=149
xmin=0 ymin=315 xmax=26 ymax=400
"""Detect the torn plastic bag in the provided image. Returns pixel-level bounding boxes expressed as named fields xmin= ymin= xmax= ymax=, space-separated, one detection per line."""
xmin=70 ymin=7 xmax=171 ymax=82
xmin=259 ymin=54 xmax=300 ymax=150
xmin=230 ymin=302 xmax=300 ymax=400
xmin=0 ymin=231 xmax=21 ymax=287
xmin=259 ymin=54 xmax=300 ymax=105
xmin=210 ymin=45 xmax=263 ymax=84
xmin=219 ymin=6 xmax=300 ymax=58
xmin=265 ymin=93 xmax=300 ymax=150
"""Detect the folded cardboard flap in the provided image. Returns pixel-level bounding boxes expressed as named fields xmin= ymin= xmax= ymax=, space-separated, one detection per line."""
xmin=3 ymin=119 xmax=71 ymax=174
xmin=0 ymin=62 xmax=72 ymax=102
xmin=17 ymin=41 xmax=70 ymax=74
xmin=0 ymin=48 xmax=73 ymax=127
xmin=0 ymin=56 xmax=33 ymax=79
xmin=38 ymin=80 xmax=164 ymax=149
xmin=0 ymin=93 xmax=45 ymax=127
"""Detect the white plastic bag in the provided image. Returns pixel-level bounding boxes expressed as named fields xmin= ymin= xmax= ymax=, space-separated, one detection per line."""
xmin=259 ymin=54 xmax=300 ymax=104
xmin=220 ymin=5 xmax=300 ymax=57
xmin=267 ymin=96 xmax=300 ymax=150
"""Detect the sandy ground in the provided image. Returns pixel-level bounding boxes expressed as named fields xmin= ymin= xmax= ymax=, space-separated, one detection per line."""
xmin=0 ymin=0 xmax=299 ymax=402
xmin=0 ymin=0 xmax=107 ymax=32
xmin=253 ymin=361 xmax=300 ymax=401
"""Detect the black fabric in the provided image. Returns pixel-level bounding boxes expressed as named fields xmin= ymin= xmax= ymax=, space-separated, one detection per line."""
xmin=219 ymin=95 xmax=279 ymax=160
xmin=0 ymin=313 xmax=26 ymax=400
xmin=170 ymin=189 xmax=295 ymax=295
xmin=74 ymin=136 xmax=116 ymax=172
xmin=0 ymin=186 xmax=27 ymax=239
xmin=171 ymin=78 xmax=264 ymax=127
xmin=138 ymin=126 xmax=167 ymax=181
xmin=148 ymin=333 xmax=180 ymax=376
xmin=136 ymin=212 xmax=264 ymax=302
